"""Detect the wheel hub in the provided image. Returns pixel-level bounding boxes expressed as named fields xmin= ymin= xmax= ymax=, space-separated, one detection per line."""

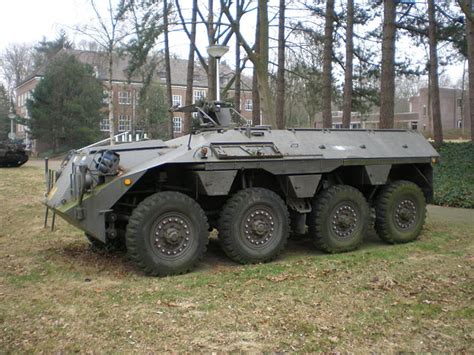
xmin=331 ymin=204 xmax=358 ymax=239
xmin=395 ymin=199 xmax=417 ymax=229
xmin=152 ymin=215 xmax=191 ymax=256
xmin=243 ymin=209 xmax=275 ymax=246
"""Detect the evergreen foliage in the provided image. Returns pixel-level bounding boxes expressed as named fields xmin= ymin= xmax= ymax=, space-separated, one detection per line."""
xmin=0 ymin=84 xmax=10 ymax=140
xmin=433 ymin=142 xmax=474 ymax=208
xmin=26 ymin=54 xmax=103 ymax=152
xmin=137 ymin=83 xmax=169 ymax=139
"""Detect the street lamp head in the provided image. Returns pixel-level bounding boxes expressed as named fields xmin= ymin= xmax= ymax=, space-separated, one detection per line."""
xmin=207 ymin=45 xmax=229 ymax=59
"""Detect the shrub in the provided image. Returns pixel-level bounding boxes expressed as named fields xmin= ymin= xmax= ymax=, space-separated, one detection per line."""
xmin=433 ymin=142 xmax=474 ymax=209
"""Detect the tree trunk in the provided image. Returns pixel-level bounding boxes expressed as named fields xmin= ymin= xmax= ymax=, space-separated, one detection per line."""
xmin=234 ymin=0 xmax=242 ymax=112
xmin=207 ymin=0 xmax=216 ymax=101
xmin=428 ymin=0 xmax=443 ymax=146
xmin=252 ymin=69 xmax=261 ymax=125
xmin=163 ymin=0 xmax=174 ymax=138
xmin=256 ymin=0 xmax=275 ymax=127
xmin=321 ymin=0 xmax=335 ymax=128
xmin=252 ymin=19 xmax=261 ymax=126
xmin=108 ymin=48 xmax=115 ymax=144
xmin=184 ymin=0 xmax=198 ymax=134
xmin=275 ymin=0 xmax=286 ymax=129
xmin=467 ymin=14 xmax=474 ymax=140
xmin=342 ymin=0 xmax=354 ymax=129
xmin=379 ymin=0 xmax=396 ymax=129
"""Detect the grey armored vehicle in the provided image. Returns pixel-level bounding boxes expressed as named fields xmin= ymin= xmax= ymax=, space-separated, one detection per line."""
xmin=0 ymin=140 xmax=29 ymax=167
xmin=45 ymin=101 xmax=439 ymax=276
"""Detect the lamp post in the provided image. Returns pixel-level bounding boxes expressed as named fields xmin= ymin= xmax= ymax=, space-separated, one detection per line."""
xmin=8 ymin=108 xmax=16 ymax=140
xmin=206 ymin=45 xmax=229 ymax=101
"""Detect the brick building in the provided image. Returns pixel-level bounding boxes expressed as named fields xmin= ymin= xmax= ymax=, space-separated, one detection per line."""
xmin=15 ymin=49 xmax=254 ymax=151
xmin=409 ymin=87 xmax=470 ymax=134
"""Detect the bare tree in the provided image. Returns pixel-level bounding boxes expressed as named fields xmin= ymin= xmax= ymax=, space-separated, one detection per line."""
xmin=234 ymin=0 xmax=243 ymax=112
xmin=428 ymin=0 xmax=443 ymax=145
xmin=321 ymin=0 xmax=335 ymax=128
xmin=75 ymin=0 xmax=130 ymax=144
xmin=379 ymin=0 xmax=396 ymax=129
xmin=183 ymin=0 xmax=198 ymax=134
xmin=342 ymin=0 xmax=354 ymax=129
xmin=163 ymin=0 xmax=174 ymax=138
xmin=0 ymin=44 xmax=34 ymax=98
xmin=275 ymin=0 xmax=286 ymax=129
xmin=222 ymin=0 xmax=276 ymax=127
xmin=457 ymin=0 xmax=473 ymax=140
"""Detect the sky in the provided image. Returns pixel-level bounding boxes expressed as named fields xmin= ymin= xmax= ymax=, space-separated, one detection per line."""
xmin=0 ymin=0 xmax=465 ymax=86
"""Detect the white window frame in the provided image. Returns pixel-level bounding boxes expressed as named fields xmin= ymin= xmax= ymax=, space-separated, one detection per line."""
xmin=193 ymin=89 xmax=206 ymax=103
xmin=118 ymin=114 xmax=131 ymax=132
xmin=173 ymin=117 xmax=182 ymax=133
xmin=118 ymin=91 xmax=132 ymax=105
xmin=244 ymin=99 xmax=253 ymax=111
xmin=172 ymin=95 xmax=182 ymax=107
xmin=100 ymin=118 xmax=110 ymax=132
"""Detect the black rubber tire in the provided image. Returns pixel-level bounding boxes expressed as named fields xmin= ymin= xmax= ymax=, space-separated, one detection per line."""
xmin=126 ymin=191 xmax=209 ymax=276
xmin=375 ymin=180 xmax=426 ymax=244
xmin=218 ymin=188 xmax=289 ymax=264
xmin=308 ymin=185 xmax=370 ymax=253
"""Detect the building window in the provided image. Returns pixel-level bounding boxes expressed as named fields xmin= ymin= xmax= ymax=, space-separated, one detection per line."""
xmin=118 ymin=91 xmax=132 ymax=105
xmin=422 ymin=105 xmax=427 ymax=116
xmin=103 ymin=90 xmax=110 ymax=104
xmin=457 ymin=98 xmax=463 ymax=107
xmin=173 ymin=117 xmax=182 ymax=133
xmin=193 ymin=89 xmax=206 ymax=103
xmin=244 ymin=99 xmax=253 ymax=111
xmin=100 ymin=118 xmax=110 ymax=132
xmin=333 ymin=123 xmax=343 ymax=129
xmin=411 ymin=121 xmax=418 ymax=130
xmin=118 ymin=114 xmax=131 ymax=132
xmin=350 ymin=123 xmax=361 ymax=129
xmin=172 ymin=95 xmax=182 ymax=107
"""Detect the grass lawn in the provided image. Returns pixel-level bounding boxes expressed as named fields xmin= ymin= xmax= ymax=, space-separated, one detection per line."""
xmin=0 ymin=164 xmax=473 ymax=352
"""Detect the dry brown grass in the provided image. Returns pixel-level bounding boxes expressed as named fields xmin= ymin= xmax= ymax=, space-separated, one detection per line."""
xmin=0 ymin=164 xmax=473 ymax=352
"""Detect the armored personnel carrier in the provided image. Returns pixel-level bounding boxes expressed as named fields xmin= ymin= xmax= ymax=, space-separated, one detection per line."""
xmin=0 ymin=140 xmax=29 ymax=167
xmin=44 ymin=101 xmax=439 ymax=276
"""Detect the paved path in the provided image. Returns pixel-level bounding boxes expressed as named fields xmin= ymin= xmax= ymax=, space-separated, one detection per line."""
xmin=427 ymin=205 xmax=474 ymax=227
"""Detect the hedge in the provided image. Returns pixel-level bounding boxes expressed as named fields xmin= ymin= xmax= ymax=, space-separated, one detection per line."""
xmin=433 ymin=142 xmax=473 ymax=209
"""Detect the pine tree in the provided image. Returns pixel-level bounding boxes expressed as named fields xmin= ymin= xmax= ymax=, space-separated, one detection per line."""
xmin=27 ymin=55 xmax=103 ymax=153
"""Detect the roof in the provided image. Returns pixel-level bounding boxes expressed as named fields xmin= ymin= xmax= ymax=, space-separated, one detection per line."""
xmin=17 ymin=49 xmax=252 ymax=91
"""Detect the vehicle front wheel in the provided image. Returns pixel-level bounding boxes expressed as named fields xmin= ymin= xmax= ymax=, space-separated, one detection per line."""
xmin=308 ymin=185 xmax=370 ymax=253
xmin=126 ymin=191 xmax=209 ymax=276
xmin=375 ymin=180 xmax=426 ymax=244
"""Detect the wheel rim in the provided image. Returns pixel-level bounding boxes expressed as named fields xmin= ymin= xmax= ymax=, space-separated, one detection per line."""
xmin=330 ymin=202 xmax=360 ymax=240
xmin=241 ymin=206 xmax=276 ymax=247
xmin=394 ymin=198 xmax=417 ymax=230
xmin=150 ymin=212 xmax=193 ymax=258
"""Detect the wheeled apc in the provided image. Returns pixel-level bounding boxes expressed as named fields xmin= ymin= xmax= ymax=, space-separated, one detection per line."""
xmin=0 ymin=140 xmax=29 ymax=167
xmin=44 ymin=101 xmax=439 ymax=276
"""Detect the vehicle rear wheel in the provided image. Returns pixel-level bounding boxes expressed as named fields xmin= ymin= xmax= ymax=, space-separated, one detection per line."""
xmin=218 ymin=188 xmax=289 ymax=264
xmin=126 ymin=191 xmax=209 ymax=276
xmin=375 ymin=180 xmax=426 ymax=244
xmin=308 ymin=185 xmax=370 ymax=253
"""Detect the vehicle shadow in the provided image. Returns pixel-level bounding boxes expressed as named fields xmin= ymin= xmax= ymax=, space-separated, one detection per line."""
xmin=52 ymin=227 xmax=387 ymax=277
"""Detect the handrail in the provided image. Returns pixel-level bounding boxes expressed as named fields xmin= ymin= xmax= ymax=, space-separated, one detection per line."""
xmin=79 ymin=131 xmax=148 ymax=151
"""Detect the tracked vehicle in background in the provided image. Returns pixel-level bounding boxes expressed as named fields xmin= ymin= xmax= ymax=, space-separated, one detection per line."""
xmin=0 ymin=140 xmax=29 ymax=167
xmin=44 ymin=101 xmax=439 ymax=276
